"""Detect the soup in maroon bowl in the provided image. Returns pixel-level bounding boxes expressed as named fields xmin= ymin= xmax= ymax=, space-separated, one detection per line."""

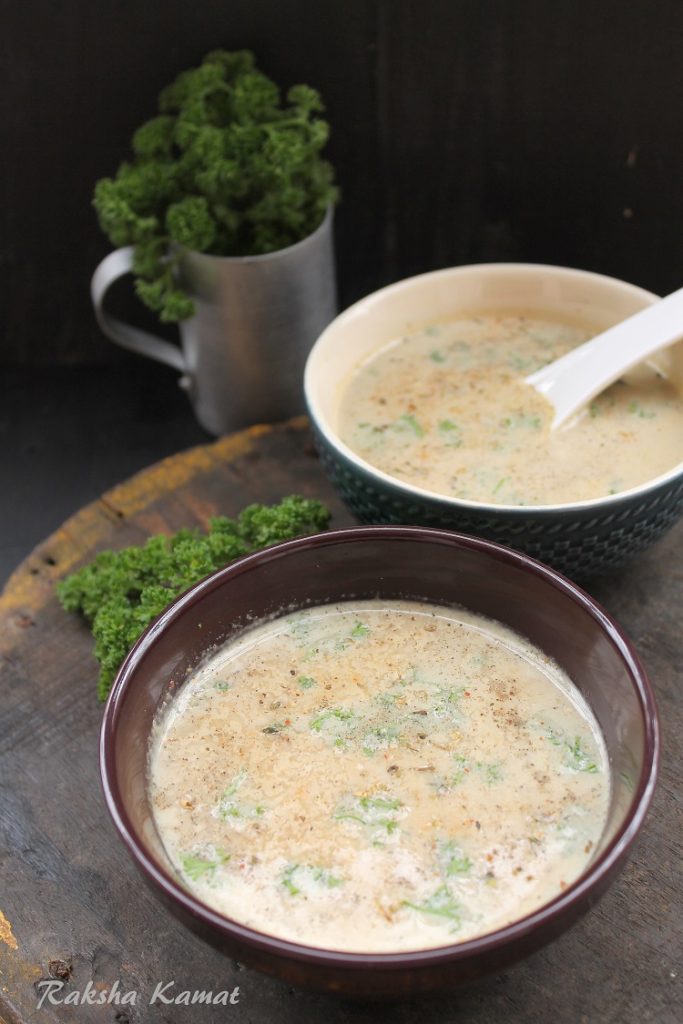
xmin=100 ymin=526 xmax=658 ymax=998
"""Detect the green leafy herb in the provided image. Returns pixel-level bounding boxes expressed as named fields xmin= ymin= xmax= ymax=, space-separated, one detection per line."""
xmin=281 ymin=863 xmax=343 ymax=896
xmin=181 ymin=850 xmax=230 ymax=881
xmin=508 ymin=354 xmax=535 ymax=371
xmin=217 ymin=772 xmax=252 ymax=820
xmin=325 ymin=620 xmax=372 ymax=652
xmin=222 ymin=770 xmax=247 ymax=798
xmin=359 ymin=795 xmax=402 ymax=813
xmin=395 ymin=413 xmax=425 ymax=438
xmin=57 ymin=496 xmax=331 ymax=700
xmin=402 ymin=885 xmax=462 ymax=928
xmin=438 ymin=841 xmax=472 ymax=876
xmin=93 ymin=50 xmax=338 ymax=321
xmin=451 ymin=754 xmax=469 ymax=786
xmin=501 ymin=413 xmax=542 ymax=430
xmin=545 ymin=726 xmax=565 ymax=746
xmin=438 ymin=419 xmax=462 ymax=447
xmin=449 ymin=754 xmax=501 ymax=786
xmin=564 ymin=737 xmax=598 ymax=773
xmin=310 ymin=707 xmax=355 ymax=731
xmin=298 ymin=675 xmax=317 ymax=690
xmin=398 ymin=665 xmax=419 ymax=687
xmin=361 ymin=724 xmax=401 ymax=755
xmin=218 ymin=787 xmax=266 ymax=822
xmin=309 ymin=706 xmax=358 ymax=750
xmin=627 ymin=400 xmax=656 ymax=419
xmin=281 ymin=864 xmax=301 ymax=896
xmin=475 ymin=761 xmax=503 ymax=784
xmin=430 ymin=350 xmax=446 ymax=363
xmin=537 ymin=722 xmax=599 ymax=773
xmin=334 ymin=793 xmax=403 ymax=838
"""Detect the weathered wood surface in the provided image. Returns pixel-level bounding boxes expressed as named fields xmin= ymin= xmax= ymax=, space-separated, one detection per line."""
xmin=0 ymin=417 xmax=681 ymax=1023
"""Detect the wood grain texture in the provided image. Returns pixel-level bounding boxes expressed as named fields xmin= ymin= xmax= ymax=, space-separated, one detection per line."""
xmin=0 ymin=419 xmax=681 ymax=1022
xmin=3 ymin=0 xmax=683 ymax=365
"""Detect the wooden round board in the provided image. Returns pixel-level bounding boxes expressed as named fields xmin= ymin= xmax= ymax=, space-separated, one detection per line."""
xmin=0 ymin=417 xmax=681 ymax=1023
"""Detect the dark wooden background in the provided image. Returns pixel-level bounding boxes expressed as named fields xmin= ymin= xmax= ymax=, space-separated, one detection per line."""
xmin=2 ymin=0 xmax=683 ymax=366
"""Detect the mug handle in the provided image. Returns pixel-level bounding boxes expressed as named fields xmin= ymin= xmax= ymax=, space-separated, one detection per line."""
xmin=90 ymin=247 xmax=188 ymax=374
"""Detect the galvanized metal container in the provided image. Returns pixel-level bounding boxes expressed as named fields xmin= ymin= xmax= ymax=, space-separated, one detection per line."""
xmin=92 ymin=208 xmax=337 ymax=435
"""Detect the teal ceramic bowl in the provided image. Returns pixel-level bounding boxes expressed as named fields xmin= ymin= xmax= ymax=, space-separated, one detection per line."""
xmin=304 ymin=263 xmax=683 ymax=578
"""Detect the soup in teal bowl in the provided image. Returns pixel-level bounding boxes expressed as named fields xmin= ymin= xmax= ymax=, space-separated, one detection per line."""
xmin=304 ymin=263 xmax=683 ymax=577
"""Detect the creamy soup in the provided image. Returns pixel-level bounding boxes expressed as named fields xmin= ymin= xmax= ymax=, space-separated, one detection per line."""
xmin=337 ymin=313 xmax=683 ymax=505
xmin=150 ymin=600 xmax=609 ymax=953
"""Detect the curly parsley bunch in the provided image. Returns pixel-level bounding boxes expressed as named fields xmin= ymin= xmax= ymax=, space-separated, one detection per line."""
xmin=57 ymin=495 xmax=332 ymax=701
xmin=93 ymin=50 xmax=338 ymax=322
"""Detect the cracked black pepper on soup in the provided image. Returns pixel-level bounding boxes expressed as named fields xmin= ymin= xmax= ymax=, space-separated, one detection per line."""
xmin=149 ymin=600 xmax=609 ymax=953
xmin=337 ymin=313 xmax=683 ymax=505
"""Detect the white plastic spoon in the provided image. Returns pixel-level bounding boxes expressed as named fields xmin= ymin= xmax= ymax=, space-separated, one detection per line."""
xmin=526 ymin=285 xmax=683 ymax=429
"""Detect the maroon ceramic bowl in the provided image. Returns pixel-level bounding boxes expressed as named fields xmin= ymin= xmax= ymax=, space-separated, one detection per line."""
xmin=100 ymin=527 xmax=659 ymax=998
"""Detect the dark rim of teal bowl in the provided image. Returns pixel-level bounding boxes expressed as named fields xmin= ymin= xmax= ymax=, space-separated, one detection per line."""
xmin=100 ymin=526 xmax=660 ymax=971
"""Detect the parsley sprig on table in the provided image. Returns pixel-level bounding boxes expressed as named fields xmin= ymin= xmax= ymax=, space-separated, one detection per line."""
xmin=57 ymin=495 xmax=330 ymax=701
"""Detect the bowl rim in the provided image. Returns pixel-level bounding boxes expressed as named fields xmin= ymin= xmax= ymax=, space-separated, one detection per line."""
xmin=100 ymin=525 xmax=660 ymax=969
xmin=304 ymin=261 xmax=683 ymax=514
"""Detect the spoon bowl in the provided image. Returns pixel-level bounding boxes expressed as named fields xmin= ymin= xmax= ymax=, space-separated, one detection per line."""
xmin=526 ymin=286 xmax=683 ymax=429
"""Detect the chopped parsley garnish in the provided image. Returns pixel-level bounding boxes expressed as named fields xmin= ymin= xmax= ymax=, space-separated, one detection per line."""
xmin=181 ymin=850 xmax=230 ymax=882
xmin=476 ymin=761 xmax=503 ymax=784
xmin=402 ymin=885 xmax=462 ymax=928
xmin=281 ymin=864 xmax=343 ymax=896
xmin=438 ymin=840 xmax=472 ymax=876
xmin=501 ymin=413 xmax=542 ymax=430
xmin=449 ymin=755 xmax=502 ymax=786
xmin=438 ymin=419 xmax=462 ymax=446
xmin=564 ymin=737 xmax=598 ymax=773
xmin=628 ymin=400 xmax=656 ymax=419
xmin=217 ymin=771 xmax=266 ymax=821
xmin=334 ymin=793 xmax=403 ymax=839
xmin=395 ymin=413 xmax=425 ymax=437
xmin=361 ymin=724 xmax=401 ymax=755
xmin=508 ymin=353 xmax=535 ymax=371
xmin=536 ymin=722 xmax=600 ymax=773
xmin=310 ymin=707 xmax=355 ymax=731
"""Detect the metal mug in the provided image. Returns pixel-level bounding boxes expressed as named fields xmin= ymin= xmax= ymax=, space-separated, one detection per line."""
xmin=91 ymin=207 xmax=337 ymax=435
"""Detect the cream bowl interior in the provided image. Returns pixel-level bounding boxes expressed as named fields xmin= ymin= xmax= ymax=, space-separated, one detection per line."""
xmin=305 ymin=263 xmax=683 ymax=512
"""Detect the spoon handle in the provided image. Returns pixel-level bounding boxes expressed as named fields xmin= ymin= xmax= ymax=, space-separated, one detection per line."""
xmin=526 ymin=285 xmax=683 ymax=429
